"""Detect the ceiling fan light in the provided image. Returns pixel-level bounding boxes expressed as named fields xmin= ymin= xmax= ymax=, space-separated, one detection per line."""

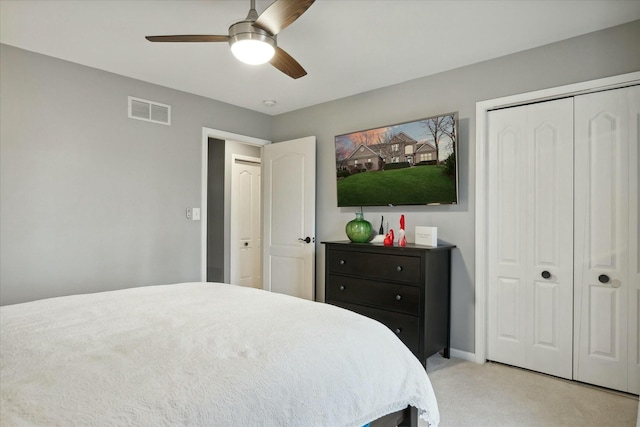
xmin=231 ymin=39 xmax=275 ymax=65
xmin=228 ymin=21 xmax=276 ymax=65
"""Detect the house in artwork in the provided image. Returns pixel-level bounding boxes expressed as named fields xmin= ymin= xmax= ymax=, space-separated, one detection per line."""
xmin=341 ymin=144 xmax=383 ymax=172
xmin=415 ymin=141 xmax=438 ymax=164
xmin=381 ymin=132 xmax=419 ymax=165
xmin=370 ymin=132 xmax=438 ymax=167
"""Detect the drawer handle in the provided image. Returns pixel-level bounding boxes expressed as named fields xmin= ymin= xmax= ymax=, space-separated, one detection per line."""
xmin=339 ymin=260 xmax=346 ymax=265
xmin=394 ymin=328 xmax=402 ymax=335
xmin=396 ymin=266 xmax=403 ymax=272
xmin=395 ymin=294 xmax=402 ymax=301
xmin=339 ymin=285 xmax=345 ymax=291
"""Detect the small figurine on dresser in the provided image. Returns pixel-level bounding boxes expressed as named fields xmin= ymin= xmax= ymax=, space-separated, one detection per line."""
xmin=383 ymin=228 xmax=394 ymax=246
xmin=398 ymin=215 xmax=407 ymax=247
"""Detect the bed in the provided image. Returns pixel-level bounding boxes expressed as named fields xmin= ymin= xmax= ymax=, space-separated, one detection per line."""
xmin=0 ymin=282 xmax=439 ymax=426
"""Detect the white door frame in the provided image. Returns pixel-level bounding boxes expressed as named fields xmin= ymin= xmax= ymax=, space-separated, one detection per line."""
xmin=474 ymin=71 xmax=640 ymax=364
xmin=200 ymin=127 xmax=270 ymax=282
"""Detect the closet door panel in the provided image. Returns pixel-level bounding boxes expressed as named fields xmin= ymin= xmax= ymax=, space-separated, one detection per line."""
xmin=487 ymin=107 xmax=528 ymax=368
xmin=587 ymin=286 xmax=619 ymax=356
xmin=487 ymin=98 xmax=573 ymax=379
xmin=533 ymin=281 xmax=559 ymax=347
xmin=526 ymin=99 xmax=574 ymax=379
xmin=574 ymin=85 xmax=638 ymax=392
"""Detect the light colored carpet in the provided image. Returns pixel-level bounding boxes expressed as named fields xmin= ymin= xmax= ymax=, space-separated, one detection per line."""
xmin=423 ymin=354 xmax=639 ymax=427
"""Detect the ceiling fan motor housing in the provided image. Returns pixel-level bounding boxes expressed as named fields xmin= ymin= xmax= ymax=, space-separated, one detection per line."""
xmin=229 ymin=21 xmax=276 ymax=50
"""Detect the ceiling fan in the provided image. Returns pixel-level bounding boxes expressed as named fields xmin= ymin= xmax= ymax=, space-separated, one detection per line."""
xmin=145 ymin=0 xmax=315 ymax=79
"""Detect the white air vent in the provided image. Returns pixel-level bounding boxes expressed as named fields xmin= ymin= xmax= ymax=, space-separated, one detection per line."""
xmin=128 ymin=96 xmax=171 ymax=125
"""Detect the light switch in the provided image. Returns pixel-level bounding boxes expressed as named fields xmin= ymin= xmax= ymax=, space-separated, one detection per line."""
xmin=192 ymin=208 xmax=201 ymax=221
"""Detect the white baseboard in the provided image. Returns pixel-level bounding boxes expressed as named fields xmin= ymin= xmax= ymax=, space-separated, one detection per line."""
xmin=449 ymin=348 xmax=476 ymax=362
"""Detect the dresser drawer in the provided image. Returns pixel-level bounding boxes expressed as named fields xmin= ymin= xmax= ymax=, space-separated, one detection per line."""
xmin=326 ymin=274 xmax=420 ymax=315
xmin=327 ymin=249 xmax=421 ymax=284
xmin=329 ymin=301 xmax=420 ymax=356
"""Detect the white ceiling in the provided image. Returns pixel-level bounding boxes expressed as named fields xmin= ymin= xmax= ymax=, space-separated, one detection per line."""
xmin=2 ymin=0 xmax=639 ymax=115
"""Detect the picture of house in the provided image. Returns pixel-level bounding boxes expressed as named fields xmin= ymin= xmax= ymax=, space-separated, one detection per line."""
xmin=334 ymin=112 xmax=458 ymax=206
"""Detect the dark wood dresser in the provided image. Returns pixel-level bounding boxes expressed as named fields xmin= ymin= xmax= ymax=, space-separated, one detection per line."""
xmin=322 ymin=241 xmax=455 ymax=367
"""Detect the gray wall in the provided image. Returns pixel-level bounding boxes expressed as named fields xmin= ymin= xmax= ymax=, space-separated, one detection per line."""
xmin=271 ymin=20 xmax=640 ymax=354
xmin=0 ymin=44 xmax=272 ymax=305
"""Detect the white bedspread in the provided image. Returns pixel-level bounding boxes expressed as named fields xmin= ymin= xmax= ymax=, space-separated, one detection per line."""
xmin=1 ymin=282 xmax=439 ymax=426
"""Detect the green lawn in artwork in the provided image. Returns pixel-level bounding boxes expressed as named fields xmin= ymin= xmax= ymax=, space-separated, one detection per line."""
xmin=337 ymin=165 xmax=456 ymax=206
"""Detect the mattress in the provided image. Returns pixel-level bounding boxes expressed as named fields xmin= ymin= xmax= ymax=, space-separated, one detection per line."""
xmin=0 ymin=282 xmax=439 ymax=426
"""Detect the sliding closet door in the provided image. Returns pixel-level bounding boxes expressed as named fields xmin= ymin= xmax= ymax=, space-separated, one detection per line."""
xmin=487 ymin=98 xmax=574 ymax=379
xmin=574 ymin=85 xmax=640 ymax=393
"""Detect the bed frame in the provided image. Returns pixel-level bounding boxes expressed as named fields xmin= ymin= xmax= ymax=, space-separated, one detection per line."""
xmin=371 ymin=406 xmax=418 ymax=427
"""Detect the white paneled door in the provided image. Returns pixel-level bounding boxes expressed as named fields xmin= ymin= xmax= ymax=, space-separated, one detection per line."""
xmin=487 ymin=98 xmax=575 ymax=379
xmin=230 ymin=155 xmax=262 ymax=289
xmin=574 ymin=86 xmax=640 ymax=394
xmin=262 ymin=136 xmax=316 ymax=300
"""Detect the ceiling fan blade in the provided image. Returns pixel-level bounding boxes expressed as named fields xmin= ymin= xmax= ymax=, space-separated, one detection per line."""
xmin=253 ymin=0 xmax=315 ymax=35
xmin=145 ymin=35 xmax=229 ymax=43
xmin=270 ymin=47 xmax=307 ymax=79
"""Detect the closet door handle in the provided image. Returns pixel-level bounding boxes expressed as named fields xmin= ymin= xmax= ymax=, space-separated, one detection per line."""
xmin=541 ymin=271 xmax=551 ymax=279
xmin=598 ymin=274 xmax=610 ymax=284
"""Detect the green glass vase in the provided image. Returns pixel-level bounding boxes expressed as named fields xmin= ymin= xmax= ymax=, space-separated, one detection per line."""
xmin=345 ymin=212 xmax=373 ymax=243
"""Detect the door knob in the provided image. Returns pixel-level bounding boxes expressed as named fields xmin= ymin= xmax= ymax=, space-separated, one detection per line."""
xmin=298 ymin=236 xmax=311 ymax=244
xmin=541 ymin=271 xmax=551 ymax=279
xmin=244 ymin=242 xmax=248 ymax=247
xmin=598 ymin=274 xmax=610 ymax=284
